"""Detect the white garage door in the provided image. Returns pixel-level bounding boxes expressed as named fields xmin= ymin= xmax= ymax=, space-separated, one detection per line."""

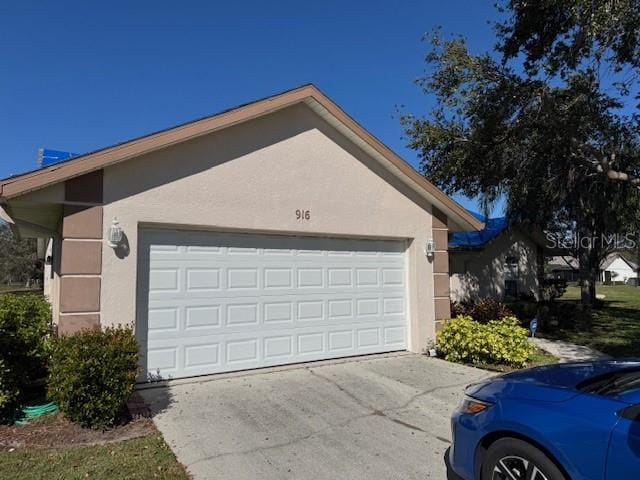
xmin=138 ymin=230 xmax=408 ymax=380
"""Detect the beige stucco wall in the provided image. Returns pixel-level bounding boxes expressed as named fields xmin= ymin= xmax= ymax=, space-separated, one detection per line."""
xmin=100 ymin=103 xmax=440 ymax=352
xmin=450 ymin=230 xmax=539 ymax=302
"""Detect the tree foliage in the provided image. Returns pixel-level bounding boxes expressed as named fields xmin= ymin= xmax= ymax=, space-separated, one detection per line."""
xmin=0 ymin=223 xmax=42 ymax=287
xmin=497 ymin=0 xmax=640 ymax=80
xmin=403 ymin=3 xmax=640 ymax=305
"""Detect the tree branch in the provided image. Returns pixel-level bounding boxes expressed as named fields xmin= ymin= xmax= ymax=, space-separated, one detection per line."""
xmin=573 ymin=141 xmax=640 ymax=187
xmin=595 ymin=153 xmax=640 ymax=186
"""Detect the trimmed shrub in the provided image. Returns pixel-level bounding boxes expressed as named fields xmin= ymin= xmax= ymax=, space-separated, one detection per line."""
xmin=48 ymin=326 xmax=139 ymax=429
xmin=451 ymin=298 xmax=514 ymax=324
xmin=0 ymin=294 xmax=52 ymax=419
xmin=437 ymin=315 xmax=535 ymax=368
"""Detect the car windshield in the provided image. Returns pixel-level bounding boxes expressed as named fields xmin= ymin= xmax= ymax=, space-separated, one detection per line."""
xmin=577 ymin=368 xmax=640 ymax=396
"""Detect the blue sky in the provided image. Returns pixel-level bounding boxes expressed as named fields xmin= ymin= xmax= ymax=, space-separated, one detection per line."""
xmin=0 ymin=0 xmax=503 ymax=215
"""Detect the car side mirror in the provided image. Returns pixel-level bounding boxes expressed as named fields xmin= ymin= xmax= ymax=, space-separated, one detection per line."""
xmin=619 ymin=404 xmax=640 ymax=422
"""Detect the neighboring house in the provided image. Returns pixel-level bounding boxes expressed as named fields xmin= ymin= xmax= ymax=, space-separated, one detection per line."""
xmin=547 ymin=253 xmax=638 ymax=284
xmin=600 ymin=253 xmax=638 ymax=283
xmin=547 ymin=256 xmax=580 ymax=282
xmin=0 ymin=84 xmax=482 ymax=381
xmin=449 ymin=213 xmax=546 ymax=302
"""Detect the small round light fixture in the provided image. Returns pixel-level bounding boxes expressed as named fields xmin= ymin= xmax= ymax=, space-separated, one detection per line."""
xmin=107 ymin=218 xmax=123 ymax=248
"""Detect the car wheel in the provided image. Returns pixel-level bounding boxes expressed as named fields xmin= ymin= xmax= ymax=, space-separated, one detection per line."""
xmin=481 ymin=437 xmax=567 ymax=480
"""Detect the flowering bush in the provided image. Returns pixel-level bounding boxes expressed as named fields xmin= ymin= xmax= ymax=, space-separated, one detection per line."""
xmin=437 ymin=315 xmax=535 ymax=368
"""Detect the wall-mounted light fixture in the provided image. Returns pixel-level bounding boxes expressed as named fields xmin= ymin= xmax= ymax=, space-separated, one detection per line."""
xmin=425 ymin=238 xmax=436 ymax=258
xmin=107 ymin=218 xmax=123 ymax=248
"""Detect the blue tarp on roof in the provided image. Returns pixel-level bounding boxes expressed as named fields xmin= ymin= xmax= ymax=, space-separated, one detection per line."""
xmin=38 ymin=148 xmax=77 ymax=168
xmin=449 ymin=211 xmax=508 ymax=249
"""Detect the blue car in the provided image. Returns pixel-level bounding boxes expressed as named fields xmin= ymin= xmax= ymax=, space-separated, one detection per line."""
xmin=450 ymin=360 xmax=640 ymax=480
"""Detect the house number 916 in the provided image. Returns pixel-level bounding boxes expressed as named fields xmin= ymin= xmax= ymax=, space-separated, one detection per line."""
xmin=296 ymin=209 xmax=311 ymax=220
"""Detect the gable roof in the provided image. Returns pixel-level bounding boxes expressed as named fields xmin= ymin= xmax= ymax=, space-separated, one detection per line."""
xmin=549 ymin=253 xmax=639 ymax=272
xmin=0 ymin=84 xmax=482 ymax=232
xmin=601 ymin=253 xmax=639 ymax=271
xmin=449 ymin=211 xmax=508 ymax=249
xmin=548 ymin=255 xmax=579 ymax=271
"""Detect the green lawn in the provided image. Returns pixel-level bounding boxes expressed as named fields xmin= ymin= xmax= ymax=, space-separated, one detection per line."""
xmin=0 ymin=284 xmax=42 ymax=295
xmin=0 ymin=434 xmax=189 ymax=480
xmin=542 ymin=284 xmax=640 ymax=357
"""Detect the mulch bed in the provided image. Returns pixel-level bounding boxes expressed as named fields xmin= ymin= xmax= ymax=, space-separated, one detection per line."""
xmin=0 ymin=391 xmax=155 ymax=450
xmin=0 ymin=415 xmax=156 ymax=450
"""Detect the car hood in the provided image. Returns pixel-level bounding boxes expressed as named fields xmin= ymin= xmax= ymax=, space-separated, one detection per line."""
xmin=467 ymin=360 xmax=640 ymax=403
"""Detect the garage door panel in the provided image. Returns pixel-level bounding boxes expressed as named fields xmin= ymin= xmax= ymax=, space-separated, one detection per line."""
xmin=185 ymin=267 xmax=221 ymax=292
xmin=144 ymin=322 xmax=406 ymax=379
xmin=384 ymin=326 xmax=406 ymax=346
xmin=328 ymin=330 xmax=355 ymax=352
xmin=184 ymin=343 xmax=221 ymax=370
xmin=148 ymin=268 xmax=180 ymax=293
xmin=383 ymin=297 xmax=406 ymax=315
xmin=146 ymin=346 xmax=179 ymax=377
xmin=263 ymin=301 xmax=294 ymax=325
xmin=357 ymin=328 xmax=381 ymax=348
xmin=185 ymin=304 xmax=222 ymax=330
xmin=147 ymin=298 xmax=404 ymax=333
xmin=140 ymin=230 xmax=408 ymax=380
xmin=263 ymin=335 xmax=294 ymax=360
xmin=149 ymin=263 xmax=403 ymax=293
xmin=148 ymin=307 xmax=180 ymax=333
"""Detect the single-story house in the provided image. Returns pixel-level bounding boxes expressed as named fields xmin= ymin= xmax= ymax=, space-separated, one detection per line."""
xmin=547 ymin=256 xmax=580 ymax=282
xmin=548 ymin=253 xmax=638 ymax=284
xmin=0 ymin=84 xmax=482 ymax=381
xmin=600 ymin=253 xmax=638 ymax=284
xmin=449 ymin=213 xmax=546 ymax=302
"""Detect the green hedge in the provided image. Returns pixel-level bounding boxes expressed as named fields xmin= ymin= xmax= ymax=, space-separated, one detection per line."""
xmin=0 ymin=294 xmax=52 ymax=418
xmin=437 ymin=315 xmax=535 ymax=368
xmin=48 ymin=326 xmax=139 ymax=429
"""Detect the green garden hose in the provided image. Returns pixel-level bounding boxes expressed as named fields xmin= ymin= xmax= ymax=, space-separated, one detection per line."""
xmin=15 ymin=401 xmax=58 ymax=425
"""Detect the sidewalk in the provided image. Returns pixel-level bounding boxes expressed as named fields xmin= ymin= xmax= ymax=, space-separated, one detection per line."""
xmin=533 ymin=337 xmax=611 ymax=363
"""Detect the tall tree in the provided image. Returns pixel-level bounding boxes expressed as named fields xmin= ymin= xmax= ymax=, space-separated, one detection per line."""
xmin=403 ymin=3 xmax=640 ymax=306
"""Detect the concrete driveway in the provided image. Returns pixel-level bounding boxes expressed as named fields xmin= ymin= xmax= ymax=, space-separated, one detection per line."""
xmin=141 ymin=353 xmax=491 ymax=480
